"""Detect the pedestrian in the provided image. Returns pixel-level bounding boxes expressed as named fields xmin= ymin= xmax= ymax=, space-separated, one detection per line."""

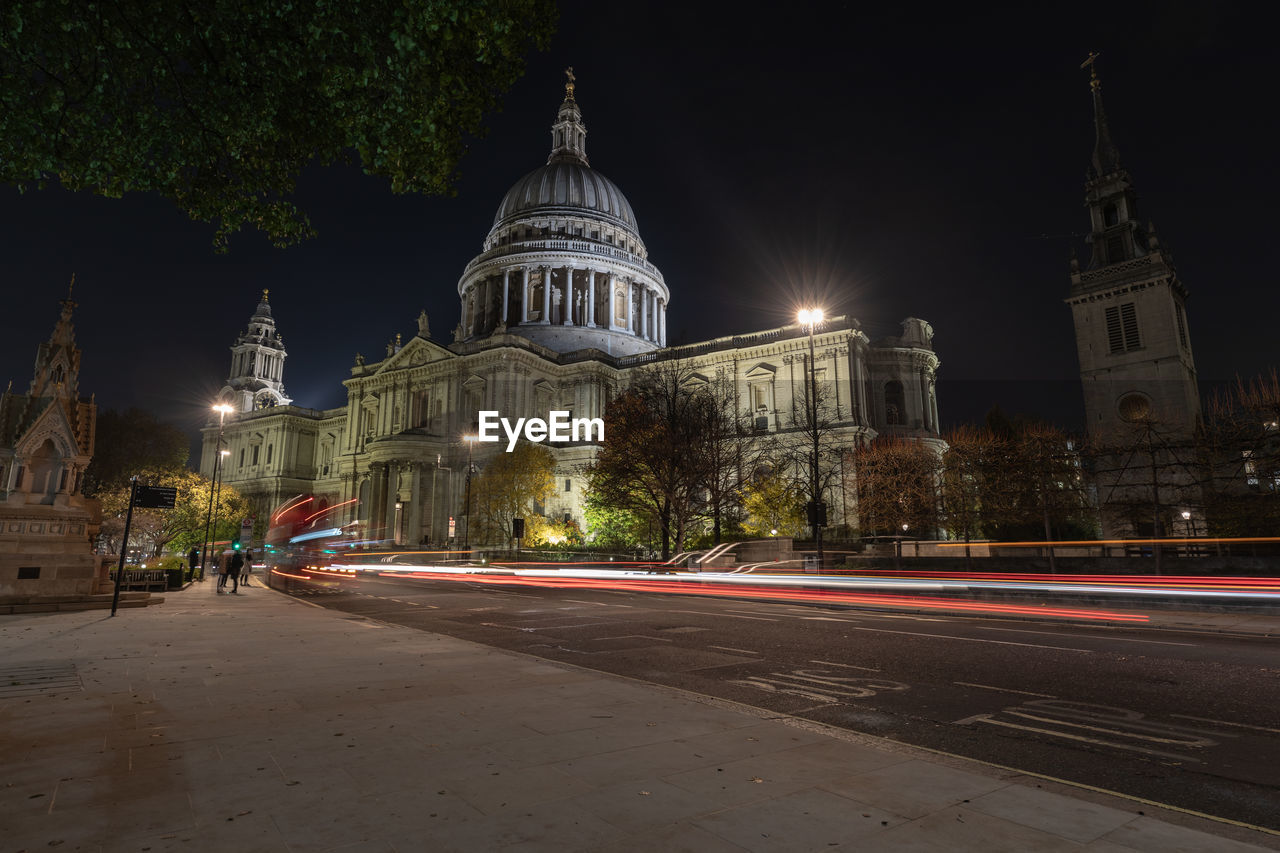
xmin=188 ymin=546 xmax=201 ymax=581
xmin=228 ymin=549 xmax=244 ymax=593
xmin=241 ymin=549 xmax=253 ymax=587
xmin=215 ymin=551 xmax=228 ymax=592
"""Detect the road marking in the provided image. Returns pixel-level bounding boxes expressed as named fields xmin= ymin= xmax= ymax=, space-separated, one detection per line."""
xmin=801 ymin=616 xmax=861 ymax=623
xmin=844 ymin=625 xmax=1092 ymax=652
xmin=810 ymin=660 xmax=880 ymax=672
xmin=725 ymin=609 xmax=777 ymax=617
xmin=592 ymin=634 xmax=671 ymax=643
xmin=732 ymin=669 xmax=909 ymax=703
xmin=709 ymin=646 xmax=760 ymax=655
xmin=957 ymin=714 xmax=1202 ymax=763
xmin=669 ymin=609 xmax=777 ymax=622
xmin=954 ymin=681 xmax=1055 ymax=698
xmin=972 ymin=625 xmax=1198 ymax=647
xmin=1172 ymin=714 xmax=1280 ymax=734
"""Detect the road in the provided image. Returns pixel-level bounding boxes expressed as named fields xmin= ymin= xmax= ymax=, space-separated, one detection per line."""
xmin=280 ymin=570 xmax=1280 ymax=832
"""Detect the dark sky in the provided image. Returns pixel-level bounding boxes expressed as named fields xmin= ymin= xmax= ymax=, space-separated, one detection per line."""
xmin=2 ymin=2 xmax=1275 ymax=453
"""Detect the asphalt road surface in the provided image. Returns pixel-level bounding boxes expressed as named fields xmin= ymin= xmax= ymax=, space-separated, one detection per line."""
xmin=281 ymin=571 xmax=1280 ymax=832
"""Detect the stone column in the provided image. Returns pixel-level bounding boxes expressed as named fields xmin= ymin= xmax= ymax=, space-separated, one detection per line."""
xmin=521 ymin=267 xmax=531 ymax=323
xmin=501 ymin=269 xmax=510 ymax=326
xmin=368 ymin=463 xmax=386 ymax=540
xmin=541 ymin=266 xmax=551 ymax=324
xmin=607 ymin=275 xmax=618 ymax=330
xmin=639 ymin=287 xmax=648 ymax=339
xmin=407 ymin=462 xmax=423 ymax=546
xmin=563 ymin=265 xmax=574 ymax=325
xmin=625 ymin=280 xmax=634 ymax=333
xmin=384 ymin=461 xmax=401 ymax=544
xmin=587 ymin=270 xmax=596 ymax=327
xmin=658 ymin=299 xmax=666 ymax=346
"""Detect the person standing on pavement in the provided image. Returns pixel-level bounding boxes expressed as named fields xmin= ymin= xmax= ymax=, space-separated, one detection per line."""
xmin=228 ymin=549 xmax=244 ymax=593
xmin=241 ymin=550 xmax=253 ymax=587
xmin=188 ymin=546 xmax=201 ymax=581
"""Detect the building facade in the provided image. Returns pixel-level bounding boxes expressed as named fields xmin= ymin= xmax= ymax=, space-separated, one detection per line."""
xmin=203 ymin=76 xmax=943 ymax=546
xmin=1066 ymin=58 xmax=1202 ymax=538
xmin=0 ymin=284 xmax=101 ymax=598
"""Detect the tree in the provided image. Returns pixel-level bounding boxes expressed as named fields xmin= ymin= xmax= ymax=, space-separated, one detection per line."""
xmin=853 ymin=437 xmax=942 ymax=538
xmin=1200 ymin=371 xmax=1280 ymax=545
xmin=1 ymin=1 xmax=555 ymax=250
xmin=940 ymin=425 xmax=996 ymax=565
xmin=469 ymin=441 xmax=555 ymax=546
xmin=585 ymin=361 xmax=709 ymax=559
xmin=777 ymin=359 xmax=848 ymax=535
xmin=694 ymin=373 xmax=761 ymax=545
xmin=83 ymin=408 xmax=189 ymax=496
xmin=98 ymin=468 xmax=248 ymax=557
xmin=583 ymin=494 xmax=657 ymax=552
xmin=741 ymin=468 xmax=806 ymax=538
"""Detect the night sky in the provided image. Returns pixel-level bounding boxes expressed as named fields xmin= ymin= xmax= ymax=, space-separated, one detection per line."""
xmin=2 ymin=2 xmax=1275 ymax=459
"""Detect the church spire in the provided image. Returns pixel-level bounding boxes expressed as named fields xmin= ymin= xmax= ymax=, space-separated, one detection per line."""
xmin=28 ymin=275 xmax=82 ymax=400
xmin=547 ymin=67 xmax=589 ymax=167
xmin=1081 ymin=52 xmax=1121 ymax=177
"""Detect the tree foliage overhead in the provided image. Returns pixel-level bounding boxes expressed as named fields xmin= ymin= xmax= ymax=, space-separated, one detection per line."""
xmin=98 ymin=466 xmax=247 ymax=557
xmin=1 ymin=0 xmax=556 ymax=249
xmin=83 ymin=407 xmax=189 ymax=496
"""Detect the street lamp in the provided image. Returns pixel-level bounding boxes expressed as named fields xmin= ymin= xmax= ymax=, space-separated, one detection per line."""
xmin=1181 ymin=509 xmax=1194 ymax=556
xmin=199 ymin=403 xmax=234 ymax=580
xmin=462 ymin=435 xmax=478 ymax=553
xmin=798 ymin=307 xmax=825 ymax=572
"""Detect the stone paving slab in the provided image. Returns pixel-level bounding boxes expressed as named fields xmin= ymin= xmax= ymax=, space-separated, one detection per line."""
xmin=0 ymin=583 xmax=1275 ymax=852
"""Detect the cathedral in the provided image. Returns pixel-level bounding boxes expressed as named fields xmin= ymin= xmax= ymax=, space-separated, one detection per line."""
xmin=202 ymin=74 xmax=944 ymax=546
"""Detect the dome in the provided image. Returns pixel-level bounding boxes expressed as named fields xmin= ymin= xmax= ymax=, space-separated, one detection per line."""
xmin=493 ymin=162 xmax=638 ymax=233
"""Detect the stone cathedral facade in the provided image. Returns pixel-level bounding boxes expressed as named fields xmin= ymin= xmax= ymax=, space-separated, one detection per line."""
xmin=202 ymin=76 xmax=943 ymax=546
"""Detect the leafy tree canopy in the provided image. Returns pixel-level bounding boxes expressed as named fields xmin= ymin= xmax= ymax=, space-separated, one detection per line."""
xmin=84 ymin=407 xmax=189 ymax=496
xmin=1 ymin=1 xmax=556 ymax=250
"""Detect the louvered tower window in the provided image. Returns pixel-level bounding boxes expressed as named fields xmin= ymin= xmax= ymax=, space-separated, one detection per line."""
xmin=1175 ymin=303 xmax=1188 ymax=348
xmin=1105 ymin=303 xmax=1141 ymax=354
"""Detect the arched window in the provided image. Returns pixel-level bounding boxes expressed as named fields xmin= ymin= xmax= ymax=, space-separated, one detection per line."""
xmin=1104 ymin=203 xmax=1119 ymax=227
xmin=884 ymin=381 xmax=905 ymax=426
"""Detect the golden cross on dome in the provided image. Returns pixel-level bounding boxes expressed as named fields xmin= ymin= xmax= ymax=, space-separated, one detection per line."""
xmin=1080 ymin=51 xmax=1102 ymax=90
xmin=262 ymin=288 xmax=270 ymax=302
xmin=564 ymin=66 xmax=576 ymax=99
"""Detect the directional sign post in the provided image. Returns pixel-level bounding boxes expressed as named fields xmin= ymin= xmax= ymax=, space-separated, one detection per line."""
xmin=112 ymin=480 xmax=178 ymax=616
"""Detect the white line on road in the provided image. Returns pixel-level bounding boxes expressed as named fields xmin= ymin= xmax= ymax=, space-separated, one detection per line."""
xmin=592 ymin=635 xmax=671 ymax=643
xmin=810 ymin=660 xmax=881 ymax=672
xmin=954 ymin=681 xmax=1056 ymax=698
xmin=801 ymin=616 xmax=862 ymax=623
xmin=709 ymin=646 xmax=760 ymax=655
xmin=972 ymin=625 xmax=1198 ymax=647
xmin=845 ymin=625 xmax=1093 ymax=652
xmin=669 ymin=609 xmax=777 ymax=622
xmin=1172 ymin=714 xmax=1280 ymax=734
xmin=956 ymin=714 xmax=1201 ymax=763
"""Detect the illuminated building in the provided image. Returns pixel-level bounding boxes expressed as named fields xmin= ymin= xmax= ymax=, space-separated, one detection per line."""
xmin=201 ymin=74 xmax=943 ymax=545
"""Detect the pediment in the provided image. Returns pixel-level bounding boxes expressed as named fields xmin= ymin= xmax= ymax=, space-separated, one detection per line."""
xmin=374 ymin=336 xmax=454 ymax=374
xmin=744 ymin=362 xmax=777 ymax=379
xmin=682 ymin=372 xmax=711 ymax=388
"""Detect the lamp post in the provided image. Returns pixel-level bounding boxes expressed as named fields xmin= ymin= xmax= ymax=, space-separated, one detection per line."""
xmin=462 ymin=435 xmax=477 ymax=553
xmin=798 ymin=308 xmax=825 ymax=572
xmin=199 ymin=403 xmax=234 ymax=580
xmin=896 ymin=522 xmax=909 ymax=568
xmin=1181 ymin=509 xmax=1194 ymax=556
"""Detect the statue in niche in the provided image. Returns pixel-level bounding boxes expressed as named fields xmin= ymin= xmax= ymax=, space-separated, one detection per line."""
xmin=417 ymin=309 xmax=431 ymax=338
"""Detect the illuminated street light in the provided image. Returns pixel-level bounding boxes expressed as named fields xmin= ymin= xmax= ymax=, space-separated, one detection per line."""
xmin=199 ymin=403 xmax=235 ymax=580
xmin=798 ymin=307 xmax=825 ymax=572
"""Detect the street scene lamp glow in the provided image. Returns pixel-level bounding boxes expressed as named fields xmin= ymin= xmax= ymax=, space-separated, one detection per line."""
xmin=797 ymin=308 xmax=824 ymax=327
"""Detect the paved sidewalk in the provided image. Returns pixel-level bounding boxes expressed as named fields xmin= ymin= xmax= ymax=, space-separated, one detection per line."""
xmin=1 ymin=584 xmax=1276 ymax=852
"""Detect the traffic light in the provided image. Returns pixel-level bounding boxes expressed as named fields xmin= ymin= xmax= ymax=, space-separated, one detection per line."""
xmin=232 ymin=536 xmax=241 ymax=551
